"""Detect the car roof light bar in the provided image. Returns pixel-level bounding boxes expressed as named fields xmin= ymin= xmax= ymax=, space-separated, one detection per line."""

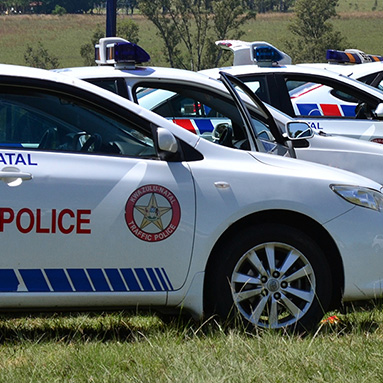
xmin=253 ymin=46 xmax=285 ymax=67
xmin=326 ymin=49 xmax=383 ymax=64
xmin=95 ymin=37 xmax=150 ymax=68
xmin=215 ymin=40 xmax=292 ymax=66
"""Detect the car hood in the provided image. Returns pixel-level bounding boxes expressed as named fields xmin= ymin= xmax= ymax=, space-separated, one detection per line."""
xmin=249 ymin=148 xmax=382 ymax=188
xmin=295 ymin=132 xmax=383 ymax=185
xmin=195 ymin=136 xmax=383 ymax=190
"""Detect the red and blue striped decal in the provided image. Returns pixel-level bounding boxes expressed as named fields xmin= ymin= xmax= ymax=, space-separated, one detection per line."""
xmin=172 ymin=119 xmax=215 ymax=135
xmin=297 ymin=103 xmax=356 ymax=117
xmin=173 ymin=119 xmax=197 ymax=133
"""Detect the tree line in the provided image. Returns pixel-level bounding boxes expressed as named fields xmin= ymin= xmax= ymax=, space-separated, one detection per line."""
xmin=22 ymin=0 xmax=346 ymax=70
xmin=1 ymin=0 xmax=294 ymax=15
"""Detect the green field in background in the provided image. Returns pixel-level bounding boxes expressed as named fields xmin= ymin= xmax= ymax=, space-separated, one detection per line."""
xmin=0 ymin=0 xmax=383 ymax=69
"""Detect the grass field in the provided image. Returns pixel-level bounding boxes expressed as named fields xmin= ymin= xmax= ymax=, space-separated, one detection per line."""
xmin=0 ymin=305 xmax=382 ymax=382
xmin=1 ymin=0 xmax=383 ymax=68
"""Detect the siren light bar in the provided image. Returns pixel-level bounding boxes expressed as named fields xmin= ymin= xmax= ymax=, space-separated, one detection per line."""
xmin=95 ymin=37 xmax=150 ymax=67
xmin=326 ymin=49 xmax=383 ymax=64
xmin=215 ymin=40 xmax=292 ymax=66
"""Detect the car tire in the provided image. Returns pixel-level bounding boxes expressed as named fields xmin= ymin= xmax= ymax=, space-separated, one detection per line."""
xmin=205 ymin=223 xmax=333 ymax=332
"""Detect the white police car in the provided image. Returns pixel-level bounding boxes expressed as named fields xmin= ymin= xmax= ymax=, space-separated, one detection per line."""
xmin=3 ymin=62 xmax=383 ymax=331
xmin=200 ymin=40 xmax=383 ymax=144
xmin=56 ymin=38 xmax=383 ymax=186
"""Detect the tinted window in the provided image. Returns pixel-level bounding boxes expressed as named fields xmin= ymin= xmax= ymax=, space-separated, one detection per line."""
xmin=0 ymin=87 xmax=156 ymax=158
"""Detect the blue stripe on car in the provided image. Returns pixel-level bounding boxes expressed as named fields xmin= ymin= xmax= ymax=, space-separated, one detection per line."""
xmin=0 ymin=269 xmax=19 ymax=291
xmin=67 ymin=269 xmax=93 ymax=292
xmin=87 ymin=268 xmax=111 ymax=292
xmin=0 ymin=268 xmax=174 ymax=292
xmin=147 ymin=268 xmax=162 ymax=291
xmin=135 ymin=268 xmax=153 ymax=291
xmin=194 ymin=119 xmax=214 ymax=133
xmin=340 ymin=105 xmax=356 ymax=117
xmin=120 ymin=268 xmax=141 ymax=291
xmin=45 ymin=269 xmax=73 ymax=292
xmin=105 ymin=268 xmax=127 ymax=291
xmin=20 ymin=269 xmax=50 ymax=292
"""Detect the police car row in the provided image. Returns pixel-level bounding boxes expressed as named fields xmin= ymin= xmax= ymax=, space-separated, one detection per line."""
xmin=200 ymin=40 xmax=383 ymax=144
xmin=2 ymin=53 xmax=383 ymax=331
xmin=213 ymin=41 xmax=383 ymax=142
xmin=56 ymin=38 xmax=383 ymax=186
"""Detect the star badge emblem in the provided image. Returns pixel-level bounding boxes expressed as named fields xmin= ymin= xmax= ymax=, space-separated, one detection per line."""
xmin=135 ymin=193 xmax=171 ymax=231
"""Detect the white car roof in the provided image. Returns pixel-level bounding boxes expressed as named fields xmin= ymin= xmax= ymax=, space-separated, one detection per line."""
xmin=200 ymin=63 xmax=383 ymax=98
xmin=211 ymin=39 xmax=383 ymax=85
xmin=56 ymin=64 xmax=220 ymax=84
xmin=55 ymin=64 xmax=239 ymax=100
xmin=0 ymin=64 xmax=203 ymax=148
xmin=297 ymin=61 xmax=383 ymax=79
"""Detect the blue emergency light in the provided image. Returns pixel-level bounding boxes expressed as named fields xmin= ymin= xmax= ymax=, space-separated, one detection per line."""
xmin=112 ymin=42 xmax=150 ymax=63
xmin=95 ymin=38 xmax=150 ymax=66
xmin=253 ymin=46 xmax=284 ymax=65
xmin=326 ymin=49 xmax=383 ymax=64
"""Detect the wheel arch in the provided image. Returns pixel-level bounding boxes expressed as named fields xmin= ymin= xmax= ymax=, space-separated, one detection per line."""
xmin=204 ymin=209 xmax=344 ymax=312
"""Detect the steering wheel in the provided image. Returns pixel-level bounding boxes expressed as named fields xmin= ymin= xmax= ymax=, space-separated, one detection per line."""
xmin=355 ymin=102 xmax=373 ymax=119
xmin=219 ymin=125 xmax=234 ymax=147
xmin=212 ymin=123 xmax=234 ymax=147
xmin=80 ymin=133 xmax=102 ymax=152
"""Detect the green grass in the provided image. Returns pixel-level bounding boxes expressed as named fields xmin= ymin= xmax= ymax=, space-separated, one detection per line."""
xmin=0 ymin=305 xmax=382 ymax=382
xmin=1 ymin=0 xmax=383 ymax=69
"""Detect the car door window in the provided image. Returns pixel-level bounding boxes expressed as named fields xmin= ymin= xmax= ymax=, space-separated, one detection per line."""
xmin=358 ymin=72 xmax=383 ymax=91
xmin=133 ymin=82 xmax=272 ymax=150
xmin=232 ymin=76 xmax=271 ymax=105
xmin=285 ymin=77 xmax=379 ymax=119
xmin=0 ymin=88 xmax=156 ymax=158
xmin=87 ymin=78 xmax=130 ymax=99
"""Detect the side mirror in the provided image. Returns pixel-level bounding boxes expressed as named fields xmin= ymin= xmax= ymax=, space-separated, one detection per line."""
xmin=157 ymin=127 xmax=178 ymax=153
xmin=374 ymin=103 xmax=383 ymax=118
xmin=286 ymin=121 xmax=314 ymax=140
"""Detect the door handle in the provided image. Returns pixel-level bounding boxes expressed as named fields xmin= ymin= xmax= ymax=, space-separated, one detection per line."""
xmin=0 ymin=166 xmax=32 ymax=186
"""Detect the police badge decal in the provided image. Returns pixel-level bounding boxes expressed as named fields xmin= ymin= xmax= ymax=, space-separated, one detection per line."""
xmin=125 ymin=185 xmax=181 ymax=242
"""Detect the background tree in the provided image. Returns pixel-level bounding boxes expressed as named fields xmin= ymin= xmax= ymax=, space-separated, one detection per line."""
xmin=136 ymin=0 xmax=182 ymax=68
xmin=208 ymin=0 xmax=256 ymax=67
xmin=24 ymin=41 xmax=60 ymax=69
xmin=43 ymin=0 xmax=94 ymax=13
xmin=138 ymin=0 xmax=256 ymax=70
xmin=1 ymin=0 xmax=31 ymax=13
xmin=118 ymin=0 xmax=138 ymax=14
xmin=285 ymin=0 xmax=347 ymax=63
xmin=80 ymin=19 xmax=140 ymax=66
xmin=52 ymin=4 xmax=67 ymax=15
